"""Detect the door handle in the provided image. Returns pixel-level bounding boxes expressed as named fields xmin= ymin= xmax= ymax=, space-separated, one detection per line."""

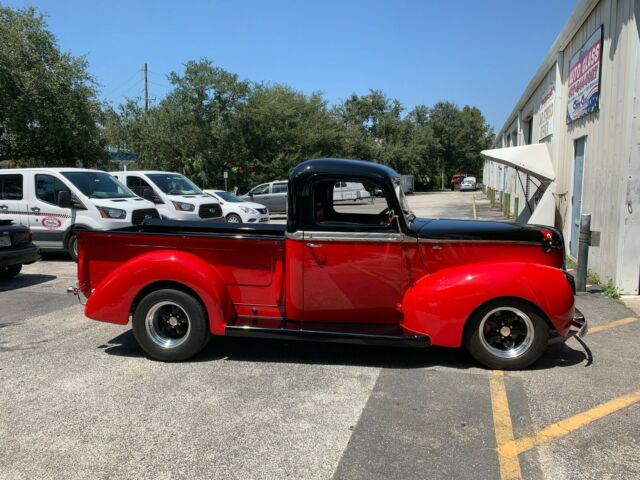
xmin=306 ymin=243 xmax=320 ymax=248
xmin=0 ymin=205 xmax=8 ymax=211
xmin=31 ymin=207 xmax=41 ymax=213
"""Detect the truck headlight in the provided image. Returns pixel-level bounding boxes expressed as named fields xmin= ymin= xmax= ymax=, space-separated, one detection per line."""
xmin=239 ymin=206 xmax=258 ymax=214
xmin=97 ymin=206 xmax=127 ymax=219
xmin=172 ymin=201 xmax=195 ymax=212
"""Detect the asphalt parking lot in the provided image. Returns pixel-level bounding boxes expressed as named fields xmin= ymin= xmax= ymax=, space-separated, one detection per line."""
xmin=1 ymin=191 xmax=639 ymax=480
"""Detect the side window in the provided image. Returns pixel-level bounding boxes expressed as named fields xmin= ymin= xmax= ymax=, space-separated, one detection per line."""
xmin=0 ymin=174 xmax=23 ymax=200
xmin=251 ymin=184 xmax=270 ymax=195
xmin=35 ymin=174 xmax=70 ymax=206
xmin=126 ymin=176 xmax=153 ymax=196
xmin=312 ymin=179 xmax=394 ymax=229
xmin=272 ymin=183 xmax=288 ymax=194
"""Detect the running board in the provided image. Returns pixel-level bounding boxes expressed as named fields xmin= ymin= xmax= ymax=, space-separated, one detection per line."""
xmin=225 ymin=325 xmax=430 ymax=348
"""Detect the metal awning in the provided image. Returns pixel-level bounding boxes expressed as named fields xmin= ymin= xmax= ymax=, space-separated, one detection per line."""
xmin=480 ymin=143 xmax=555 ymax=181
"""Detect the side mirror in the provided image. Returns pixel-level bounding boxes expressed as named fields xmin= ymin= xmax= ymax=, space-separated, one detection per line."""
xmin=142 ymin=188 xmax=155 ymax=202
xmin=57 ymin=191 xmax=72 ymax=209
xmin=249 ymin=192 xmax=254 ymax=198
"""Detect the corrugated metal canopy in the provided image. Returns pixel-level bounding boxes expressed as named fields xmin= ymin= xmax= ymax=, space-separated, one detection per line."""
xmin=480 ymin=144 xmax=555 ymax=181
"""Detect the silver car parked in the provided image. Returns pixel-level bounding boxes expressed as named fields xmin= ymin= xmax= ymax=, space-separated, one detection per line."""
xmin=241 ymin=180 xmax=288 ymax=213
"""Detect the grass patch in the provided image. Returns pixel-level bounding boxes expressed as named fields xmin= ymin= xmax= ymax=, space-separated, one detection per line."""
xmin=602 ymin=279 xmax=622 ymax=300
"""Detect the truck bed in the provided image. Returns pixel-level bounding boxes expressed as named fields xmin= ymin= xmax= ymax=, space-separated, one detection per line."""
xmin=78 ymin=220 xmax=287 ymax=321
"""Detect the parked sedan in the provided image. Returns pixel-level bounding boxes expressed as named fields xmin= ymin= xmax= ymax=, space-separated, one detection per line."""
xmin=0 ymin=220 xmax=40 ymax=279
xmin=459 ymin=176 xmax=477 ymax=191
xmin=203 ymin=190 xmax=269 ymax=224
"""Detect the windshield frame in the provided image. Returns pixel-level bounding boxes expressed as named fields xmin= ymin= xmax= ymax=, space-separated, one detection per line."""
xmin=61 ymin=171 xmax=136 ymax=199
xmin=146 ymin=173 xmax=203 ymax=195
xmin=393 ymin=177 xmax=415 ymax=224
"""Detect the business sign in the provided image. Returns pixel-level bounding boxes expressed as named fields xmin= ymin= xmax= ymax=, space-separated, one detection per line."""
xmin=538 ymin=84 xmax=554 ymax=140
xmin=567 ymin=25 xmax=603 ymax=123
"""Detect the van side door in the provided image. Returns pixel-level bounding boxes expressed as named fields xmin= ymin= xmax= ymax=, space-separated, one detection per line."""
xmin=0 ymin=173 xmax=28 ymax=225
xmin=28 ymin=173 xmax=74 ymax=250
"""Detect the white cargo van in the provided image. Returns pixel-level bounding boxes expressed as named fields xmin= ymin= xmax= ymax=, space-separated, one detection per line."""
xmin=112 ymin=171 xmax=224 ymax=221
xmin=0 ymin=168 xmax=159 ymax=260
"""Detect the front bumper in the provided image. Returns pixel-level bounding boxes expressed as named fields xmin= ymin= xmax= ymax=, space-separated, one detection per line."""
xmin=245 ymin=215 xmax=270 ymax=223
xmin=0 ymin=243 xmax=41 ymax=267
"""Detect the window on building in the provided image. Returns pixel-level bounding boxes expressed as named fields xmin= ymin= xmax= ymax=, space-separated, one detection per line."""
xmin=526 ymin=117 xmax=533 ymax=145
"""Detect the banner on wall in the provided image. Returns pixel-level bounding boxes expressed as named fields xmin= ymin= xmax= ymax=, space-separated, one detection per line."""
xmin=538 ymin=84 xmax=554 ymax=140
xmin=566 ymin=25 xmax=603 ymax=123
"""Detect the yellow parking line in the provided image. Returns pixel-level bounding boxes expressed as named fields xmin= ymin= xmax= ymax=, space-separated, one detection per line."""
xmin=588 ymin=316 xmax=638 ymax=334
xmin=489 ymin=370 xmax=522 ymax=480
xmin=498 ymin=389 xmax=640 ymax=459
xmin=472 ymin=193 xmax=478 ymax=219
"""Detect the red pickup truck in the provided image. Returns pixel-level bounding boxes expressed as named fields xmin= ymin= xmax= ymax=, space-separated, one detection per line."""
xmin=74 ymin=158 xmax=586 ymax=369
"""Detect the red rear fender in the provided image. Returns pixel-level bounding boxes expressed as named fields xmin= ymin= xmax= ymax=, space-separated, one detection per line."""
xmin=84 ymin=250 xmax=232 ymax=335
xmin=401 ymin=262 xmax=575 ymax=348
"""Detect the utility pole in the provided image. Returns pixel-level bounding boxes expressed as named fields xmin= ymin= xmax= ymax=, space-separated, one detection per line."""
xmin=144 ymin=63 xmax=149 ymax=113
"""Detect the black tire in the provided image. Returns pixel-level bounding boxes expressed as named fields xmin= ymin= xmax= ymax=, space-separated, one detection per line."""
xmin=464 ymin=299 xmax=549 ymax=370
xmin=0 ymin=264 xmax=22 ymax=279
xmin=132 ymin=288 xmax=210 ymax=362
xmin=226 ymin=213 xmax=242 ymax=224
xmin=67 ymin=233 xmax=79 ymax=262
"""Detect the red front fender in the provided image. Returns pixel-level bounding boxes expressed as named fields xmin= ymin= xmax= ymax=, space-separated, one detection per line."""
xmin=84 ymin=250 xmax=232 ymax=335
xmin=401 ymin=262 xmax=575 ymax=348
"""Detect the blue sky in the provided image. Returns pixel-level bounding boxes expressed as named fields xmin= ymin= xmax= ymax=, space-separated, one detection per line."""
xmin=5 ymin=0 xmax=579 ymax=130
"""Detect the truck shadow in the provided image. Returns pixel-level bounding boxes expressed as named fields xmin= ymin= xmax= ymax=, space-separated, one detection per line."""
xmin=102 ymin=330 xmax=590 ymax=370
xmin=0 ymin=274 xmax=56 ymax=292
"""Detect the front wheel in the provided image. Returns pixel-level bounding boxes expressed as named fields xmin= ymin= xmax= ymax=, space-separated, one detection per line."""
xmin=464 ymin=299 xmax=549 ymax=370
xmin=67 ymin=233 xmax=79 ymax=262
xmin=226 ymin=213 xmax=242 ymax=223
xmin=132 ymin=288 xmax=211 ymax=361
xmin=0 ymin=264 xmax=22 ymax=279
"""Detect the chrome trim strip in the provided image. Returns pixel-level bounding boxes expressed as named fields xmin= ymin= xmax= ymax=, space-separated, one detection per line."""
xmin=285 ymin=231 xmax=304 ymax=240
xmin=417 ymin=238 xmax=540 ymax=245
xmin=306 ymin=231 xmax=405 ymax=243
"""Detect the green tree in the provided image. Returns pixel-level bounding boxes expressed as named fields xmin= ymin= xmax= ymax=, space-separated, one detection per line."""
xmin=0 ymin=6 xmax=106 ymax=167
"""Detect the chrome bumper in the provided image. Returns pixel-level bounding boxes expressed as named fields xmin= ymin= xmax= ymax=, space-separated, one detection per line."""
xmin=568 ymin=308 xmax=588 ymax=338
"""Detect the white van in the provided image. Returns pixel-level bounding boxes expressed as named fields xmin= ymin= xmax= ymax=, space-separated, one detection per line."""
xmin=0 ymin=168 xmax=159 ymax=260
xmin=112 ymin=171 xmax=224 ymax=221
xmin=332 ymin=181 xmax=372 ymax=202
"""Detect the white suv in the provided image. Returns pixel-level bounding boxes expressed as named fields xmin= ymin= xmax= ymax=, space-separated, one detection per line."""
xmin=203 ymin=190 xmax=269 ymax=223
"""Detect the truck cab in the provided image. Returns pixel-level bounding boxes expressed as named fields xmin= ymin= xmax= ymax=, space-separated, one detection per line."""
xmin=76 ymin=158 xmax=585 ymax=369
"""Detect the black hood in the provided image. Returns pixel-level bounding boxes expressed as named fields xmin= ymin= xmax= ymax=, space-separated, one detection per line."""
xmin=409 ymin=217 xmax=561 ymax=244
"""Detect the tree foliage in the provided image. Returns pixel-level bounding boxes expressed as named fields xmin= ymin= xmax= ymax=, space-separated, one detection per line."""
xmin=0 ymin=6 xmax=106 ymax=167
xmin=106 ymin=60 xmax=494 ymax=191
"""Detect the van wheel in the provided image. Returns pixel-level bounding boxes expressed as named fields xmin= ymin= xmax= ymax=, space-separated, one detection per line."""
xmin=0 ymin=265 xmax=22 ymax=279
xmin=464 ymin=299 xmax=549 ymax=370
xmin=132 ymin=288 xmax=210 ymax=362
xmin=226 ymin=213 xmax=242 ymax=223
xmin=67 ymin=233 xmax=79 ymax=262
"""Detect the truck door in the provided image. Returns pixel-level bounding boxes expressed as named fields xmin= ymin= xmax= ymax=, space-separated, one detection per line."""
xmin=0 ymin=172 xmax=28 ymax=225
xmin=28 ymin=173 xmax=74 ymax=250
xmin=302 ymin=179 xmax=405 ymax=324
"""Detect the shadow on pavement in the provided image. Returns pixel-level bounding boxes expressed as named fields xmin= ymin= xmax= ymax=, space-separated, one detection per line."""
xmin=0 ymin=273 xmax=56 ymax=292
xmin=101 ymin=330 xmax=590 ymax=370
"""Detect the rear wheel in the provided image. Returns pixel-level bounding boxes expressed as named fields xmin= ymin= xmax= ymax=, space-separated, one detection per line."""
xmin=0 ymin=264 xmax=22 ymax=279
xmin=132 ymin=288 xmax=210 ymax=361
xmin=226 ymin=213 xmax=242 ymax=223
xmin=464 ymin=299 xmax=549 ymax=370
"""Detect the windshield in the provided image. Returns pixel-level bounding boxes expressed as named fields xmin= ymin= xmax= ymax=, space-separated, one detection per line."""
xmin=393 ymin=178 xmax=415 ymax=223
xmin=214 ymin=191 xmax=244 ymax=203
xmin=62 ymin=171 xmax=135 ymax=199
xmin=146 ymin=173 xmax=202 ymax=195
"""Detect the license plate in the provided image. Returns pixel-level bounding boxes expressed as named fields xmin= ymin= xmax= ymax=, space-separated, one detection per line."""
xmin=0 ymin=234 xmax=10 ymax=247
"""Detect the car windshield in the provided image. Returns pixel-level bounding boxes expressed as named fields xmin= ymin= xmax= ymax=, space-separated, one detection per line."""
xmin=146 ymin=174 xmax=202 ymax=195
xmin=62 ymin=171 xmax=135 ymax=199
xmin=214 ymin=191 xmax=244 ymax=203
xmin=393 ymin=177 xmax=415 ymax=223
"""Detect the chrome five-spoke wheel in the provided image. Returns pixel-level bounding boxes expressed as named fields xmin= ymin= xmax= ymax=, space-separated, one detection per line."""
xmin=478 ymin=307 xmax=534 ymax=359
xmin=145 ymin=301 xmax=191 ymax=349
